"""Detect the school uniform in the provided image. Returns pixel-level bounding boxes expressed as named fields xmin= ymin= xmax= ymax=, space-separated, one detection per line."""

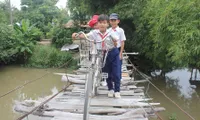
xmin=87 ymin=29 xmax=121 ymax=92
xmin=108 ymin=26 xmax=126 ymax=50
xmin=108 ymin=26 xmax=126 ymax=80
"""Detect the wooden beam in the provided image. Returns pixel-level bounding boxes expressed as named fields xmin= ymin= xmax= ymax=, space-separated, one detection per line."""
xmin=122 ymin=52 xmax=139 ymax=55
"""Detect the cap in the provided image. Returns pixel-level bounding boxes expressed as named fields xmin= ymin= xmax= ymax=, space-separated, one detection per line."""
xmin=88 ymin=15 xmax=99 ymax=28
xmin=109 ymin=13 xmax=119 ymax=20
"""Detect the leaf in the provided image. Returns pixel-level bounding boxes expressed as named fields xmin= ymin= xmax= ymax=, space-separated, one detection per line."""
xmin=20 ymin=47 xmax=26 ymax=52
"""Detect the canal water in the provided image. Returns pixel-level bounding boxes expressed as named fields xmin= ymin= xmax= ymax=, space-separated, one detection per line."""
xmin=148 ymin=69 xmax=200 ymax=120
xmin=0 ymin=66 xmax=65 ymax=120
xmin=0 ymin=66 xmax=199 ymax=120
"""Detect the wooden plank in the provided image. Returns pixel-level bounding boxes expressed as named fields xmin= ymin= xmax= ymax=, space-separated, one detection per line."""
xmin=123 ymin=64 xmax=133 ymax=67
xmin=50 ymin=110 xmax=149 ymax=120
xmin=55 ymin=97 xmax=153 ymax=103
xmin=122 ymin=52 xmax=139 ymax=55
xmin=97 ymin=85 xmax=141 ymax=90
xmin=54 ymin=73 xmax=87 ymax=78
xmin=68 ymin=84 xmax=86 ymax=88
xmin=52 ymin=115 xmax=148 ymax=120
xmin=121 ymin=80 xmax=148 ymax=85
xmin=58 ymin=94 xmax=146 ymax=99
xmin=123 ymin=56 xmax=129 ymax=59
xmin=93 ymin=99 xmax=160 ymax=107
xmin=68 ymin=84 xmax=145 ymax=90
xmin=66 ymin=74 xmax=87 ymax=78
xmin=65 ymin=89 xmax=144 ymax=96
xmin=63 ymin=92 xmax=84 ymax=96
xmin=50 ymin=99 xmax=159 ymax=108
xmin=21 ymin=98 xmax=160 ymax=109
xmin=97 ymin=90 xmax=144 ymax=96
xmin=62 ymin=77 xmax=146 ymax=85
xmin=62 ymin=78 xmax=86 ymax=84
xmin=127 ymin=86 xmax=145 ymax=89
xmin=69 ymin=86 xmax=143 ymax=93
xmin=16 ymin=102 xmax=163 ymax=119
xmin=15 ymin=101 xmax=165 ymax=115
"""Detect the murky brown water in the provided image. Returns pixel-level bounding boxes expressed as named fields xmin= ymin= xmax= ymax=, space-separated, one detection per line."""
xmin=148 ymin=69 xmax=200 ymax=120
xmin=0 ymin=66 xmax=66 ymax=120
xmin=0 ymin=66 xmax=199 ymax=120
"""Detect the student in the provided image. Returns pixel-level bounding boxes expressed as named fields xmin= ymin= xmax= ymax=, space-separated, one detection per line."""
xmin=109 ymin=13 xmax=126 ymax=80
xmin=72 ymin=14 xmax=121 ymax=98
xmin=87 ymin=15 xmax=99 ymax=55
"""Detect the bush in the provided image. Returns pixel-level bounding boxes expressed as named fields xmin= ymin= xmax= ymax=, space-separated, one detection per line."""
xmin=44 ymin=23 xmax=54 ymax=39
xmin=13 ymin=19 xmax=43 ymax=62
xmin=0 ymin=20 xmax=43 ymax=64
xmin=52 ymin=27 xmax=78 ymax=48
xmin=29 ymin=27 xmax=43 ymax=41
xmin=27 ymin=45 xmax=77 ymax=68
xmin=0 ymin=24 xmax=18 ymax=64
xmin=14 ymin=19 xmax=43 ymax=41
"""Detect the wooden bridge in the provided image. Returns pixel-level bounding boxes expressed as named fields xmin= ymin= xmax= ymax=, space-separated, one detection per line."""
xmin=14 ymin=40 xmax=165 ymax=120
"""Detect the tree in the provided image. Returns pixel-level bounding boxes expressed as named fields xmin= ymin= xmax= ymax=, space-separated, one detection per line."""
xmin=138 ymin=0 xmax=200 ymax=71
xmin=67 ymin=0 xmax=90 ymax=24
xmin=0 ymin=0 xmax=10 ymax=24
xmin=67 ymin=0 xmax=200 ymax=74
xmin=0 ymin=23 xmax=17 ymax=64
xmin=19 ymin=0 xmax=60 ymax=37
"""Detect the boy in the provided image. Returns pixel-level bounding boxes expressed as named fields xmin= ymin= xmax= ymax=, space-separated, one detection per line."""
xmin=72 ymin=14 xmax=121 ymax=98
xmin=109 ymin=13 xmax=126 ymax=81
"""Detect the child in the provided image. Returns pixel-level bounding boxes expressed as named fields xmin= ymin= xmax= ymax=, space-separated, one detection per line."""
xmin=109 ymin=13 xmax=126 ymax=81
xmin=72 ymin=14 xmax=121 ymax=98
xmin=88 ymin=15 xmax=99 ymax=29
xmin=87 ymin=15 xmax=99 ymax=55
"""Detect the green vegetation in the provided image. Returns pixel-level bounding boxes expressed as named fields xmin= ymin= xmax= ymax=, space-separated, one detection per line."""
xmin=0 ymin=24 xmax=17 ymax=64
xmin=0 ymin=19 xmax=44 ymax=65
xmin=52 ymin=27 xmax=77 ymax=48
xmin=0 ymin=0 xmax=76 ymax=67
xmin=0 ymin=0 xmax=10 ymax=24
xmin=19 ymin=0 xmax=60 ymax=37
xmin=27 ymin=45 xmax=77 ymax=68
xmin=68 ymin=0 xmax=200 ymax=74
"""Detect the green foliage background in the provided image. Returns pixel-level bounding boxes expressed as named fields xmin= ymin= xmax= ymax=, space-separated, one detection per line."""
xmin=68 ymin=0 xmax=200 ymax=74
xmin=27 ymin=45 xmax=77 ymax=68
xmin=0 ymin=0 xmax=75 ymax=67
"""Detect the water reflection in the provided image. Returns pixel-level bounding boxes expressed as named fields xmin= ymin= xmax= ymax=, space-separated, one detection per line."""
xmin=149 ymin=69 xmax=200 ymax=119
xmin=166 ymin=69 xmax=198 ymax=99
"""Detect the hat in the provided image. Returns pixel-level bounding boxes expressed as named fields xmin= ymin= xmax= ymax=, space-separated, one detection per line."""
xmin=109 ymin=13 xmax=119 ymax=20
xmin=88 ymin=15 xmax=99 ymax=28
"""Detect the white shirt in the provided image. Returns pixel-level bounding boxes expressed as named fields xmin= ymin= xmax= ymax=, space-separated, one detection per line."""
xmin=108 ymin=26 xmax=126 ymax=48
xmin=87 ymin=29 xmax=118 ymax=50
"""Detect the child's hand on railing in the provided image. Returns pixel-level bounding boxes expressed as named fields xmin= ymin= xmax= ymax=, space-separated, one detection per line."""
xmin=72 ymin=32 xmax=85 ymax=40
